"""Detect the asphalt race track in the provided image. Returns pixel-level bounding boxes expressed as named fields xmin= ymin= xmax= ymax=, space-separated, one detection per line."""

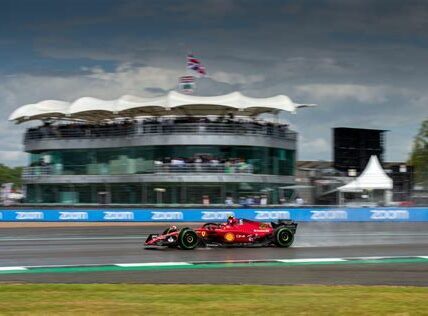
xmin=0 ymin=222 xmax=427 ymax=285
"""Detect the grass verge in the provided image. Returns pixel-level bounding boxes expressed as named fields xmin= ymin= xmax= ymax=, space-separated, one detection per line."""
xmin=0 ymin=284 xmax=427 ymax=315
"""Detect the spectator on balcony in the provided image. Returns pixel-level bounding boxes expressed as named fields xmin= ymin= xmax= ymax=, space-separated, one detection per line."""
xmin=171 ymin=157 xmax=185 ymax=171
xmin=28 ymin=117 xmax=292 ymax=141
xmin=225 ymin=196 xmax=234 ymax=206
xmin=224 ymin=160 xmax=234 ymax=174
xmin=39 ymin=158 xmax=48 ymax=167
xmin=210 ymin=157 xmax=219 ymax=165
xmin=237 ymin=159 xmax=248 ymax=173
xmin=295 ymin=196 xmax=304 ymax=206
xmin=177 ymin=157 xmax=186 ymax=168
xmin=260 ymin=195 xmax=268 ymax=206
xmin=40 ymin=122 xmax=52 ymax=137
xmin=194 ymin=156 xmax=202 ymax=172
xmin=154 ymin=158 xmax=163 ymax=172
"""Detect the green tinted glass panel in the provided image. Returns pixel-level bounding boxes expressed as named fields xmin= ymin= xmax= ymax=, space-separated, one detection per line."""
xmin=30 ymin=145 xmax=295 ymax=176
xmin=25 ymin=182 xmax=291 ymax=205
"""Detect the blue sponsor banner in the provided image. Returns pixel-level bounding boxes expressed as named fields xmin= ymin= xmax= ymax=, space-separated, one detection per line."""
xmin=0 ymin=208 xmax=428 ymax=222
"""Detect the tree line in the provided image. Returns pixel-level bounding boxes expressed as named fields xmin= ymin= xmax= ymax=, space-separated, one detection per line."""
xmin=0 ymin=164 xmax=22 ymax=188
xmin=409 ymin=119 xmax=428 ymax=187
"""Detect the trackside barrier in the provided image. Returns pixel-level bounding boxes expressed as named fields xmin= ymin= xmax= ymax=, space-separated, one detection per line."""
xmin=0 ymin=208 xmax=428 ymax=222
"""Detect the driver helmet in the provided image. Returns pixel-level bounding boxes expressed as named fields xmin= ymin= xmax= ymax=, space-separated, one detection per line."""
xmin=170 ymin=225 xmax=177 ymax=231
xmin=227 ymin=215 xmax=235 ymax=225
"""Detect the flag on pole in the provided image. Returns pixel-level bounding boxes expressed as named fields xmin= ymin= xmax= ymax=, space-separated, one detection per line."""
xmin=179 ymin=75 xmax=195 ymax=83
xmin=178 ymin=75 xmax=195 ymax=94
xmin=187 ymin=54 xmax=206 ymax=76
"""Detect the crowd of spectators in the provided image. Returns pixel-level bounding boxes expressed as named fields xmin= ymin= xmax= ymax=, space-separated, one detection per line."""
xmin=25 ymin=116 xmax=293 ymax=141
xmin=29 ymin=159 xmax=51 ymax=167
xmin=154 ymin=155 xmax=253 ymax=174
xmin=26 ymin=154 xmax=254 ymax=175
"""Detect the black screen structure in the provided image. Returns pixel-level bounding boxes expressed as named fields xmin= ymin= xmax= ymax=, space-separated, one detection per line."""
xmin=333 ymin=127 xmax=386 ymax=173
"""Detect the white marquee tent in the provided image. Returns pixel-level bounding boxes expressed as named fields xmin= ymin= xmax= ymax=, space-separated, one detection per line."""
xmin=338 ymin=155 xmax=393 ymax=205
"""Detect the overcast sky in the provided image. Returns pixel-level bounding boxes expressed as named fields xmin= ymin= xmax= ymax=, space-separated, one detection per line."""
xmin=1 ymin=0 xmax=427 ymax=166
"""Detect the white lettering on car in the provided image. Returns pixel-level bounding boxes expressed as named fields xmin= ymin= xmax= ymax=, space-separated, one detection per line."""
xmin=253 ymin=229 xmax=271 ymax=233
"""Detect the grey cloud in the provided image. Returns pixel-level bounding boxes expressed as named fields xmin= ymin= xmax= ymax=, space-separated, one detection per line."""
xmin=1 ymin=0 xmax=428 ymax=165
xmin=144 ymin=87 xmax=168 ymax=95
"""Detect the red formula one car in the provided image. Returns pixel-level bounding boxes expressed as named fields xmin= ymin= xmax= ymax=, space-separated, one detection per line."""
xmin=144 ymin=216 xmax=298 ymax=250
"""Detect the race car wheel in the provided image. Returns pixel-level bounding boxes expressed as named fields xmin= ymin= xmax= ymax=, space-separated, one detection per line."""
xmin=178 ymin=228 xmax=199 ymax=250
xmin=274 ymin=227 xmax=294 ymax=247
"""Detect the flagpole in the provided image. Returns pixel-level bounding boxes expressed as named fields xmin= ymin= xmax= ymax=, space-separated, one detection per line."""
xmin=186 ymin=52 xmax=189 ymax=76
xmin=186 ymin=52 xmax=196 ymax=95
xmin=182 ymin=52 xmax=205 ymax=95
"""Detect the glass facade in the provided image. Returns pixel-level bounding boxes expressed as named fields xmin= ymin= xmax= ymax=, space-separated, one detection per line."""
xmin=26 ymin=182 xmax=293 ymax=205
xmin=30 ymin=145 xmax=295 ymax=176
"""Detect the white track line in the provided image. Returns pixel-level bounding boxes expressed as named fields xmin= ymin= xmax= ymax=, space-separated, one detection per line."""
xmin=346 ymin=256 xmax=405 ymax=260
xmin=0 ymin=267 xmax=27 ymax=271
xmin=115 ymin=262 xmax=192 ymax=267
xmin=1 ymin=256 xmax=427 ymax=271
xmin=277 ymin=258 xmax=346 ymax=263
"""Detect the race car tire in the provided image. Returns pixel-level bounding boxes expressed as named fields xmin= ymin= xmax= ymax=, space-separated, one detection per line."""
xmin=178 ymin=228 xmax=199 ymax=250
xmin=274 ymin=227 xmax=294 ymax=247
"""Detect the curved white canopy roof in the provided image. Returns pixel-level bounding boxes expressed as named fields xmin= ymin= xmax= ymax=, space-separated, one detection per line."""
xmin=338 ymin=155 xmax=393 ymax=192
xmin=9 ymin=91 xmax=316 ymax=123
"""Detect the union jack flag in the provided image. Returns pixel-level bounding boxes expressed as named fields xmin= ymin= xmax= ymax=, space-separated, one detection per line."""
xmin=178 ymin=76 xmax=195 ymax=94
xmin=179 ymin=75 xmax=195 ymax=83
xmin=187 ymin=54 xmax=206 ymax=76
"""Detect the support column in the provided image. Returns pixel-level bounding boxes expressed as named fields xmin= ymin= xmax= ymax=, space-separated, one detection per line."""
xmin=141 ymin=184 xmax=147 ymax=204
xmin=105 ymin=184 xmax=111 ymax=204
xmin=90 ymin=185 xmax=96 ymax=204
xmin=220 ymin=184 xmax=226 ymax=205
xmin=54 ymin=185 xmax=59 ymax=203
xmin=180 ymin=184 xmax=187 ymax=204
xmin=35 ymin=184 xmax=42 ymax=203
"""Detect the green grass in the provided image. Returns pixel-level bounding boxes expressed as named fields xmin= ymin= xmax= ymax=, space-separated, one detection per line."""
xmin=0 ymin=284 xmax=427 ymax=315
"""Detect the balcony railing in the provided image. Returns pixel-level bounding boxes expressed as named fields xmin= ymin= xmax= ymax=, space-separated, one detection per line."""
xmin=24 ymin=122 xmax=297 ymax=143
xmin=23 ymin=166 xmax=53 ymax=178
xmin=153 ymin=163 xmax=253 ymax=174
xmin=22 ymin=162 xmax=258 ymax=180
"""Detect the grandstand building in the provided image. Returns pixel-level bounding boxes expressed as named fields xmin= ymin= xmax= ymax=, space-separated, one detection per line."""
xmin=9 ymin=91 xmax=313 ymax=205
